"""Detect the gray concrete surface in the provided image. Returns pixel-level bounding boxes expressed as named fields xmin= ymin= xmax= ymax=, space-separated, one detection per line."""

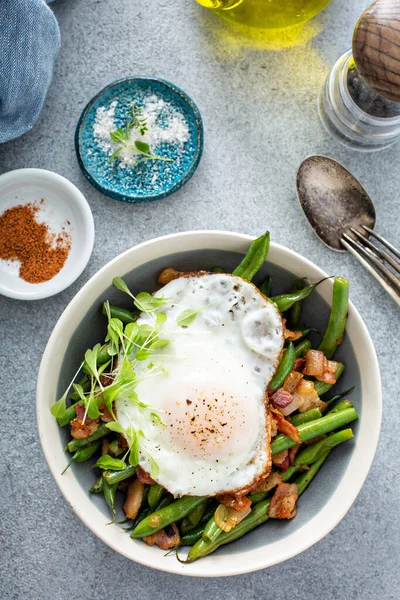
xmin=1 ymin=0 xmax=399 ymax=598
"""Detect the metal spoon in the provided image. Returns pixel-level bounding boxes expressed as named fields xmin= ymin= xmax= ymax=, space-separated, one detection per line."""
xmin=296 ymin=155 xmax=400 ymax=306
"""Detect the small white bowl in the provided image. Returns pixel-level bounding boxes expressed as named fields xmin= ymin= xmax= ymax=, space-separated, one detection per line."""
xmin=37 ymin=231 xmax=381 ymax=577
xmin=0 ymin=168 xmax=94 ymax=300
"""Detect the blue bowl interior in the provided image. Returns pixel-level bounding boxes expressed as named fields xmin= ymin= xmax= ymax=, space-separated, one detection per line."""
xmin=58 ymin=249 xmax=360 ymax=555
xmin=76 ymin=78 xmax=203 ymax=203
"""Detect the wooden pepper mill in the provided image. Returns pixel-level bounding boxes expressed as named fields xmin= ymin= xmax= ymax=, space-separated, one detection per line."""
xmin=319 ymin=0 xmax=400 ymax=151
xmin=353 ymin=0 xmax=400 ymax=103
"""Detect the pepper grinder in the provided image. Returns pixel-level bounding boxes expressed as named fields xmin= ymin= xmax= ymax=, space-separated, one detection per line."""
xmin=319 ymin=0 xmax=400 ymax=151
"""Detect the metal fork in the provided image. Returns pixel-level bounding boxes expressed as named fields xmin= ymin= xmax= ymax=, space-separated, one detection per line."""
xmin=341 ymin=226 xmax=400 ymax=307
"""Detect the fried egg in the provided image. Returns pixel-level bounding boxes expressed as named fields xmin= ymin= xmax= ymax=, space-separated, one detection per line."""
xmin=115 ymin=273 xmax=284 ymax=497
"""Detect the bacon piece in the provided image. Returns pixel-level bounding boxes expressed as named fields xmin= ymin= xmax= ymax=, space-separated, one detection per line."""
xmin=136 ymin=466 xmax=156 ymax=484
xmin=157 ymin=268 xmax=182 ymax=285
xmin=271 ymin=409 xmax=301 ymax=444
xmin=101 ymin=439 xmax=109 ymax=456
xmin=70 ymin=405 xmax=99 ymax=439
xmin=288 ymin=444 xmax=301 ymax=465
xmin=217 ymin=494 xmax=252 ymax=512
xmin=252 ymin=471 xmax=283 ymax=494
xmin=271 ymin=388 xmax=293 ymax=409
xmin=303 ymin=350 xmax=338 ymax=385
xmin=284 ymin=329 xmax=303 ymax=341
xmin=118 ymin=434 xmax=129 ymax=448
xmin=100 ymin=405 xmax=114 ymax=423
xmin=293 ymin=358 xmax=305 ymax=371
xmin=144 ymin=523 xmax=180 ymax=550
xmin=123 ymin=480 xmax=145 ymax=520
xmin=269 ymin=483 xmax=298 ymax=519
xmin=293 ymin=379 xmax=327 ymax=413
xmin=272 ymin=449 xmax=290 ymax=471
xmin=283 ymin=371 xmax=303 ymax=394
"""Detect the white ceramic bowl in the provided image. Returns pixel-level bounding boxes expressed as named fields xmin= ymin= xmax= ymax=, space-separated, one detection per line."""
xmin=36 ymin=231 xmax=382 ymax=577
xmin=0 ymin=168 xmax=94 ymax=300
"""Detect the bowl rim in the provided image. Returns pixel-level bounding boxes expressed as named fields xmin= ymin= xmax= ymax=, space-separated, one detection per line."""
xmin=0 ymin=168 xmax=94 ymax=300
xmin=74 ymin=76 xmax=204 ymax=203
xmin=36 ymin=230 xmax=382 ymax=577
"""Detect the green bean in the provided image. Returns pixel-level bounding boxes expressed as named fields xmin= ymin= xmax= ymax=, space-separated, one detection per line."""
xmin=62 ymin=441 xmax=101 ymax=475
xmin=103 ymin=478 xmax=118 ymax=524
xmin=148 ymin=484 xmax=164 ymax=510
xmin=67 ymin=424 xmax=111 ymax=452
xmin=259 ymin=275 xmax=272 ymax=297
xmin=211 ymin=266 xmax=224 ymax=274
xmin=325 ymin=385 xmax=355 ymax=406
xmin=328 ymin=400 xmax=353 ymax=414
xmin=131 ymin=496 xmax=206 ymax=538
xmin=102 ymin=303 xmax=139 ymax=324
xmin=103 ymin=465 xmax=136 ymax=486
xmin=57 ymin=403 xmax=80 ymax=427
xmin=89 ymin=475 xmax=104 ymax=494
xmin=186 ymin=452 xmax=330 ymax=562
xmin=249 ymin=464 xmax=301 ymax=503
xmin=181 ymin=523 xmax=206 ymax=546
xmin=202 ymin=516 xmax=222 ymax=543
xmin=314 ymin=362 xmax=344 ymax=396
xmin=269 ymin=342 xmax=295 ymax=391
xmin=318 ymin=277 xmax=349 ymax=359
xmin=181 ymin=498 xmax=208 ymax=534
xmin=289 ymin=278 xmax=307 ymax=327
xmin=232 ymin=231 xmax=270 ymax=281
xmin=294 ymin=338 xmax=312 ymax=358
xmin=155 ymin=496 xmax=173 ymax=511
xmin=108 ymin=439 xmax=125 ymax=457
xmin=271 ymin=277 xmax=330 ymax=312
xmin=290 ymin=408 xmax=322 ymax=426
xmin=295 ymin=429 xmax=354 ymax=465
xmin=271 ymin=408 xmax=358 ymax=455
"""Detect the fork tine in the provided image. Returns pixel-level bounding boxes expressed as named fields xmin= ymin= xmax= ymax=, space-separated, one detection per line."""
xmin=361 ymin=225 xmax=400 ymax=261
xmin=341 ymin=235 xmax=400 ymax=307
xmin=350 ymin=228 xmax=400 ymax=275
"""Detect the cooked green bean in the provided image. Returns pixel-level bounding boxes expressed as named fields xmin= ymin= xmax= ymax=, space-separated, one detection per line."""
xmin=232 ymin=231 xmax=270 ymax=281
xmin=202 ymin=517 xmax=222 ymax=543
xmin=108 ymin=439 xmax=125 ymax=457
xmin=89 ymin=475 xmax=104 ymax=494
xmin=186 ymin=452 xmax=330 ymax=562
xmin=314 ymin=362 xmax=344 ymax=396
xmin=102 ymin=303 xmax=139 ymax=324
xmin=295 ymin=429 xmax=354 ymax=465
xmin=103 ymin=465 xmax=136 ymax=486
xmin=328 ymin=400 xmax=353 ymax=414
xmin=294 ymin=338 xmax=312 ymax=358
xmin=131 ymin=496 xmax=206 ymax=538
xmin=62 ymin=441 xmax=101 ymax=475
xmin=181 ymin=523 xmax=206 ymax=546
xmin=103 ymin=478 xmax=118 ymax=523
xmin=148 ymin=484 xmax=164 ymax=510
xmin=325 ymin=386 xmax=355 ymax=406
xmin=181 ymin=498 xmax=208 ymax=534
xmin=271 ymin=408 xmax=358 ymax=455
xmin=259 ymin=275 xmax=272 ymax=297
xmin=289 ymin=278 xmax=306 ymax=327
xmin=66 ymin=424 xmax=111 ymax=452
xmin=318 ymin=277 xmax=349 ymax=359
xmin=290 ymin=408 xmax=322 ymax=426
xmin=271 ymin=278 xmax=329 ymax=312
xmin=269 ymin=342 xmax=295 ymax=391
xmin=57 ymin=403 xmax=80 ymax=427
xmin=249 ymin=464 xmax=301 ymax=503
xmin=155 ymin=496 xmax=173 ymax=511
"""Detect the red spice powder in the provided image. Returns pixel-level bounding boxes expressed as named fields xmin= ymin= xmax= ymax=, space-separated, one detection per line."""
xmin=0 ymin=201 xmax=71 ymax=284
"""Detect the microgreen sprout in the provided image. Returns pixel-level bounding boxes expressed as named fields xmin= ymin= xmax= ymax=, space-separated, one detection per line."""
xmin=176 ymin=307 xmax=203 ymax=327
xmin=108 ymin=103 xmax=173 ymax=167
xmin=50 ymin=361 xmax=84 ymax=419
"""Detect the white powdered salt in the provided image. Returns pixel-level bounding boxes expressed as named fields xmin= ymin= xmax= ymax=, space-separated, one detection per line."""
xmin=93 ymin=96 xmax=189 ymax=168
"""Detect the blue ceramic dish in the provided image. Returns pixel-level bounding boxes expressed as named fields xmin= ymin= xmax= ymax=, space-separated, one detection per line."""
xmin=75 ymin=77 xmax=203 ymax=203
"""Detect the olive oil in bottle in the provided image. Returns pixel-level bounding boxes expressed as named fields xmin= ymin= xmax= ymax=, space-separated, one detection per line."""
xmin=196 ymin=0 xmax=332 ymax=31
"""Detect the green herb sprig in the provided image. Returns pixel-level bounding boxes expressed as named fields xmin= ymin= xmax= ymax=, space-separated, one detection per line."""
xmin=109 ymin=104 xmax=173 ymax=166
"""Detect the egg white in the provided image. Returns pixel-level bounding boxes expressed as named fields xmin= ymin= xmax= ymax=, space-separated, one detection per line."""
xmin=115 ymin=273 xmax=284 ymax=497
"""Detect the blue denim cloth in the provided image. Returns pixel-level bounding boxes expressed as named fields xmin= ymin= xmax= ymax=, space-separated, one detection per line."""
xmin=0 ymin=0 xmax=60 ymax=143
